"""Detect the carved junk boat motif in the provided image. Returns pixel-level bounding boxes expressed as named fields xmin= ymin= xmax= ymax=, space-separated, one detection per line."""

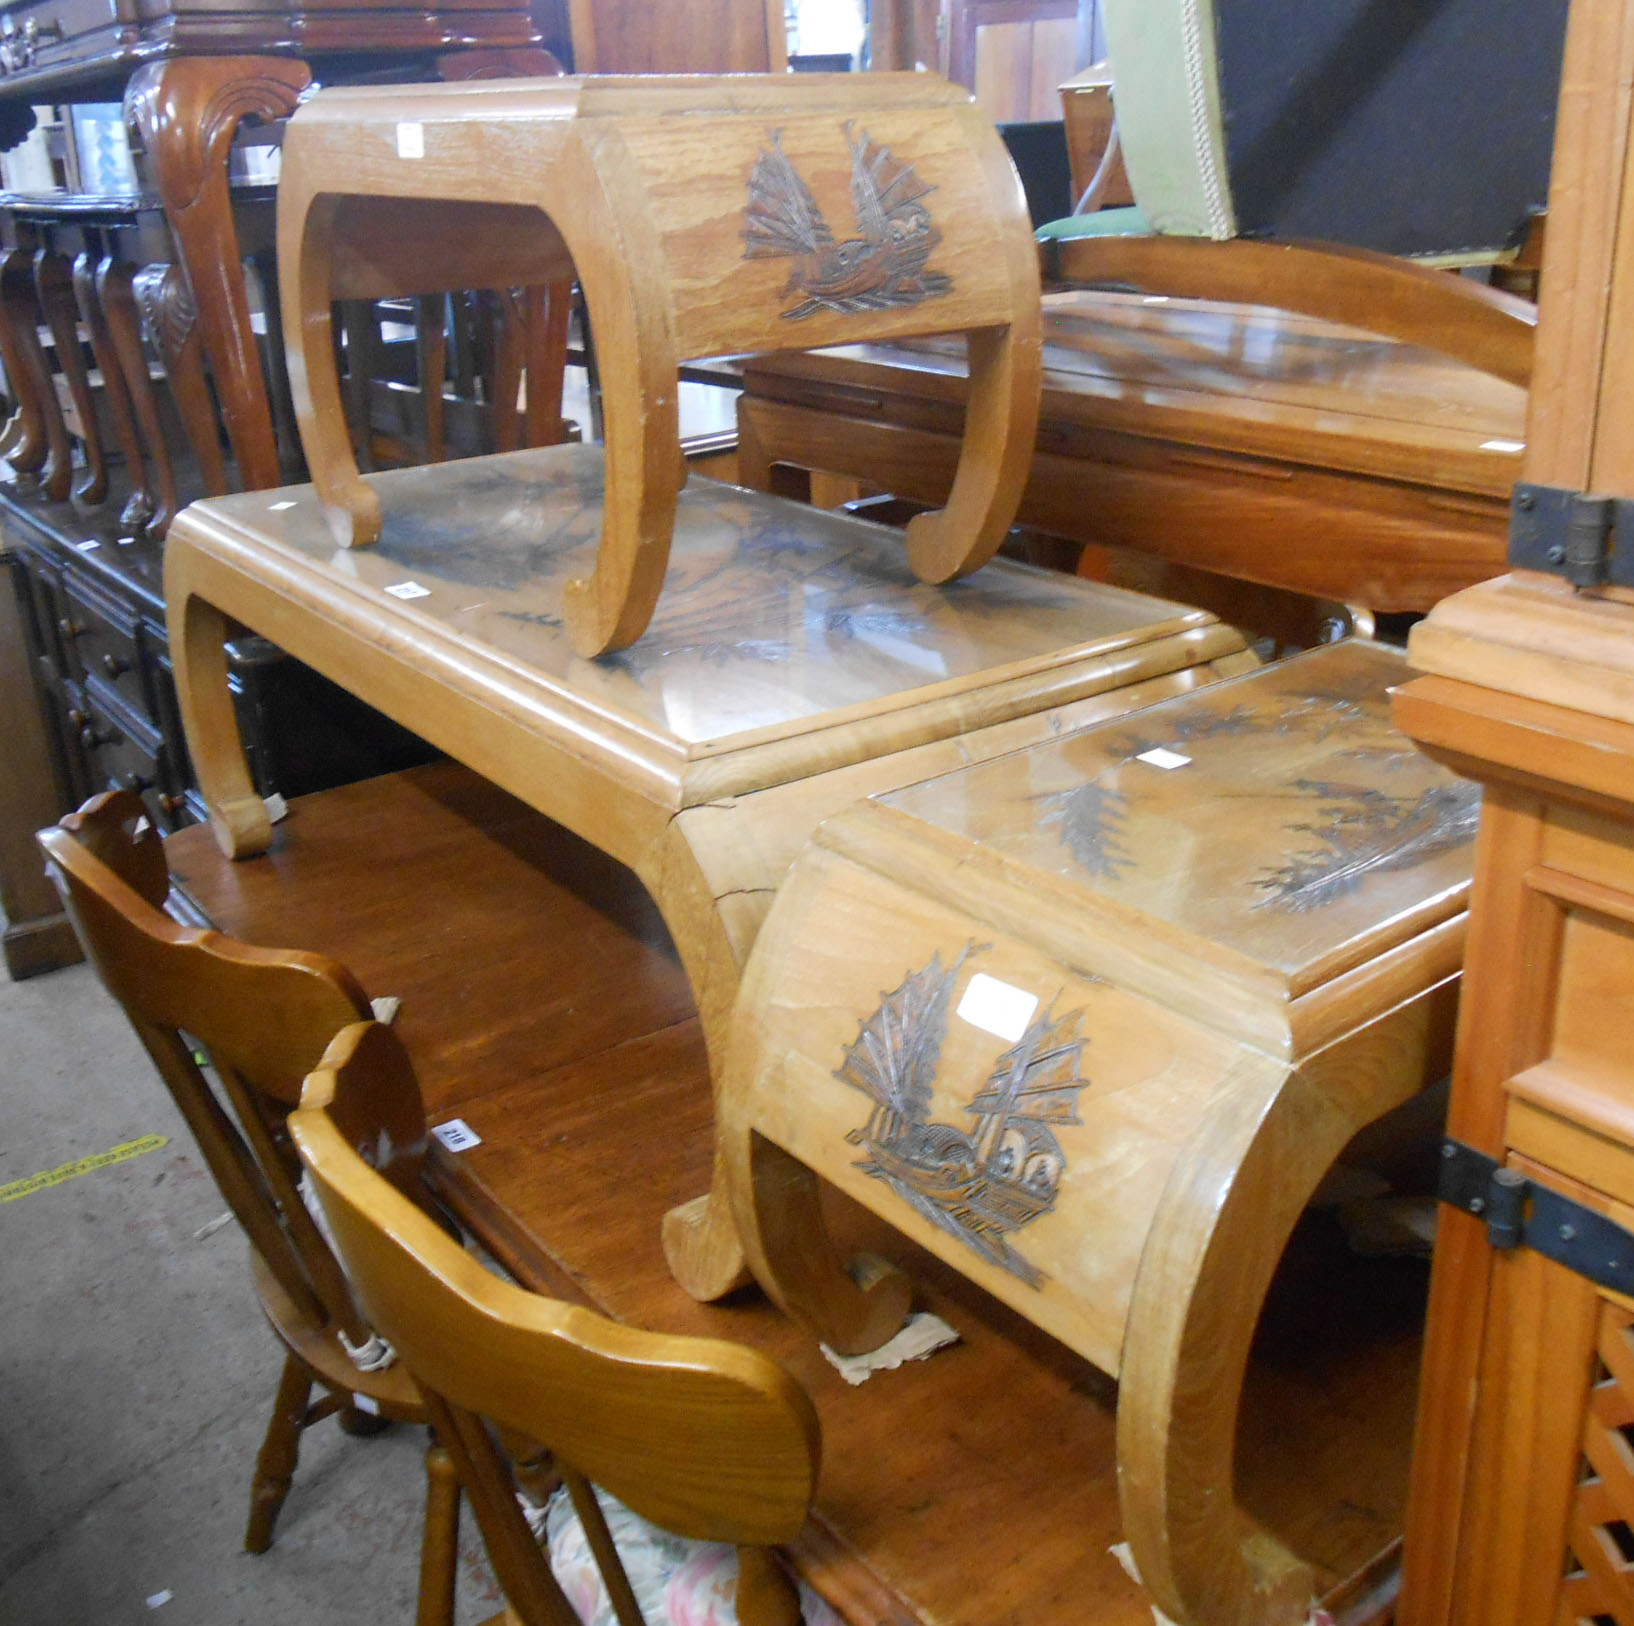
xmin=837 ymin=948 xmax=1090 ymax=1287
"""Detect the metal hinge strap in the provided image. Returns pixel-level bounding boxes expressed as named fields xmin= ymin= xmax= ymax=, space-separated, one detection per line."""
xmin=1438 ymin=1138 xmax=1634 ymax=1295
xmin=1508 ymin=482 xmax=1634 ymax=588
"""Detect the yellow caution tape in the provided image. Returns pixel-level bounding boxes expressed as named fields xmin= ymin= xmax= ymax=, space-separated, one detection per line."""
xmin=0 ymin=1134 xmax=171 ymax=1202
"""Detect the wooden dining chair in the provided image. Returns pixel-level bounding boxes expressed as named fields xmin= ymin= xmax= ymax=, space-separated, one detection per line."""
xmin=292 ymin=1016 xmax=825 ymax=1626
xmin=36 ymin=788 xmax=461 ymax=1625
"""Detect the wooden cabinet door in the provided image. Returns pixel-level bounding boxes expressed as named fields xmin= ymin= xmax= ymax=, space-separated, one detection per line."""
xmin=942 ymin=0 xmax=1096 ymax=123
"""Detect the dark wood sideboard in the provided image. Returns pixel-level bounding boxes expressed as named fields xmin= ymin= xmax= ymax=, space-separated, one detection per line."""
xmin=0 ymin=3 xmax=545 ymax=976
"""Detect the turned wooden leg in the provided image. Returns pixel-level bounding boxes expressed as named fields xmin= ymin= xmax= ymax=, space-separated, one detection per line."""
xmin=417 ymin=1438 xmax=461 ymax=1626
xmin=0 ymin=248 xmax=71 ymax=497
xmin=134 ymin=262 xmax=229 ymax=495
xmin=34 ymin=250 xmax=106 ymax=504
xmin=1117 ymin=985 xmax=1458 ymax=1626
xmin=98 ymin=259 xmax=179 ymax=535
xmin=736 ymin=1547 xmax=803 ymax=1626
xmin=246 ymin=1352 xmax=312 ymax=1553
xmin=125 ymin=56 xmax=310 ymax=492
xmin=74 ymin=251 xmax=153 ymax=529
xmin=163 ymin=562 xmax=272 ymax=857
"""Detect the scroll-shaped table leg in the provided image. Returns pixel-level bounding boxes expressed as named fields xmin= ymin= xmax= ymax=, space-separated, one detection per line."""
xmin=1 ymin=248 xmax=72 ymax=499
xmin=35 ymin=251 xmax=107 ymax=504
xmin=1116 ymin=981 xmax=1459 ymax=1626
xmin=902 ymin=321 xmax=1041 ymax=584
xmin=164 ymin=545 xmax=273 ymax=858
xmin=134 ymin=262 xmax=230 ymax=497
xmin=98 ymin=259 xmax=179 ymax=536
xmin=125 ymin=56 xmax=310 ymax=494
xmin=0 ymin=250 xmax=46 ymax=474
xmin=75 ymin=251 xmax=154 ymax=530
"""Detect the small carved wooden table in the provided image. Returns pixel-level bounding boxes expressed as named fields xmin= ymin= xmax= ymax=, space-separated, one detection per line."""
xmin=165 ymin=442 xmax=1252 ymax=1297
xmin=721 ymin=639 xmax=1473 ymax=1626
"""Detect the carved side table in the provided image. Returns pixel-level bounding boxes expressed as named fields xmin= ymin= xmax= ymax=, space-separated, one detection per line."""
xmin=721 ymin=640 xmax=1473 ymax=1626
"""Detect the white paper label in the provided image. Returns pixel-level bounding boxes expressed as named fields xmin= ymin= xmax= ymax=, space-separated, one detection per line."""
xmin=267 ymin=499 xmax=296 ymax=511
xmin=1136 ymin=747 xmax=1191 ymax=770
xmin=431 ymin=1118 xmax=482 ymax=1153
xmin=957 ymin=973 xmax=1038 ymax=1042
xmin=1480 ymin=438 xmax=1525 ymax=454
xmin=384 ymin=580 xmax=431 ymax=600
xmin=352 ymin=1394 xmax=380 ymax=1416
xmin=263 ymin=792 xmax=288 ymax=824
xmin=396 ymin=121 xmax=424 ymax=159
xmin=146 ymin=1591 xmax=173 ymax=1610
xmin=76 ymin=539 xmax=100 ymax=551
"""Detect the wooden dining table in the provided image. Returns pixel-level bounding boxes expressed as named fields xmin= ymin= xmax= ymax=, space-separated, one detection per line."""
xmin=739 ymin=287 xmax=1530 ymax=616
xmin=165 ymin=760 xmax=1427 ymax=1626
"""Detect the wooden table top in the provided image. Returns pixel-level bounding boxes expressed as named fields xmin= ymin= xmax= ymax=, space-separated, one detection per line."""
xmin=745 ymin=288 xmax=1529 ymax=499
xmin=176 ymin=442 xmax=1227 ymax=806
xmin=877 ymin=640 xmax=1477 ymax=1007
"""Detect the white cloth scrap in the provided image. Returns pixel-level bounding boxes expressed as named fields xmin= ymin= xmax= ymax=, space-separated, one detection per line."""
xmin=1108 ymin=1542 xmax=1335 ymax=1626
xmin=820 ymin=1312 xmax=959 ymax=1385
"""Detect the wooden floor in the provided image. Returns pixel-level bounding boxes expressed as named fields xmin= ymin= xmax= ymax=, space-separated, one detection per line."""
xmin=167 ymin=762 xmax=1427 ymax=1626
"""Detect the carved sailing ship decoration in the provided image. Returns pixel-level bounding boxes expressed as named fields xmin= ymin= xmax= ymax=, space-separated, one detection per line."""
xmin=837 ymin=949 xmax=1089 ymax=1287
xmin=743 ymin=123 xmax=953 ymax=320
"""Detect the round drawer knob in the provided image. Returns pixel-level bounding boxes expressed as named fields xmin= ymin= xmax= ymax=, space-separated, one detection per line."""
xmin=101 ymin=653 xmax=130 ymax=679
xmin=121 ymin=771 xmax=152 ymax=794
xmin=57 ymin=617 xmax=84 ymax=640
xmin=80 ymin=723 xmax=116 ymax=750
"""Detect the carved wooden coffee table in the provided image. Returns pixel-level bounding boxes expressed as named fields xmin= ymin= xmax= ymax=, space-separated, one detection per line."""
xmin=166 ymin=443 xmax=1252 ymax=1297
xmin=719 ymin=639 xmax=1473 ymax=1626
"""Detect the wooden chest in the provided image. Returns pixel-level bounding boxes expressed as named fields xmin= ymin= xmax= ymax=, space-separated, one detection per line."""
xmin=720 ymin=639 xmax=1473 ymax=1625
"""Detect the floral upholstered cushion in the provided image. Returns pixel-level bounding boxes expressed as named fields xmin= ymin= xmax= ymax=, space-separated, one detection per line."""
xmin=543 ymin=1486 xmax=842 ymax=1626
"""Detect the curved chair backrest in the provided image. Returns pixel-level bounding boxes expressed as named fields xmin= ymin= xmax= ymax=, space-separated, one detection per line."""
xmin=36 ymin=789 xmax=392 ymax=1349
xmin=293 ymin=1018 xmax=823 ymax=1626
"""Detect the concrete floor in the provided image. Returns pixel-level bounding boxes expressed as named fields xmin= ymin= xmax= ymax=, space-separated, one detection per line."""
xmin=0 ymin=960 xmax=501 ymax=1626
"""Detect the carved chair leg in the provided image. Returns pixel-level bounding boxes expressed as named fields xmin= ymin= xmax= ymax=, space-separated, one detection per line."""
xmin=98 ymin=259 xmax=179 ymax=536
xmin=246 ymin=1351 xmax=312 ymax=1553
xmin=134 ymin=262 xmax=229 ymax=496
xmin=74 ymin=251 xmax=153 ymax=529
xmin=125 ymin=56 xmax=310 ymax=493
xmin=0 ymin=247 xmax=72 ymax=498
xmin=0 ymin=252 xmax=45 ymax=470
xmin=35 ymin=250 xmax=107 ymax=504
xmin=417 ymin=1438 xmax=462 ymax=1626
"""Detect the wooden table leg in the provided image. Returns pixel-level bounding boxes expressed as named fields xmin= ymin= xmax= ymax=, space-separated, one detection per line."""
xmin=134 ymin=262 xmax=229 ymax=496
xmin=34 ymin=249 xmax=106 ymax=504
xmin=1 ymin=247 xmax=72 ymax=499
xmin=74 ymin=249 xmax=154 ymax=530
xmin=163 ymin=549 xmax=272 ymax=858
xmin=124 ymin=56 xmax=310 ymax=493
xmin=1117 ymin=984 xmax=1458 ymax=1626
xmin=98 ymin=259 xmax=179 ymax=536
